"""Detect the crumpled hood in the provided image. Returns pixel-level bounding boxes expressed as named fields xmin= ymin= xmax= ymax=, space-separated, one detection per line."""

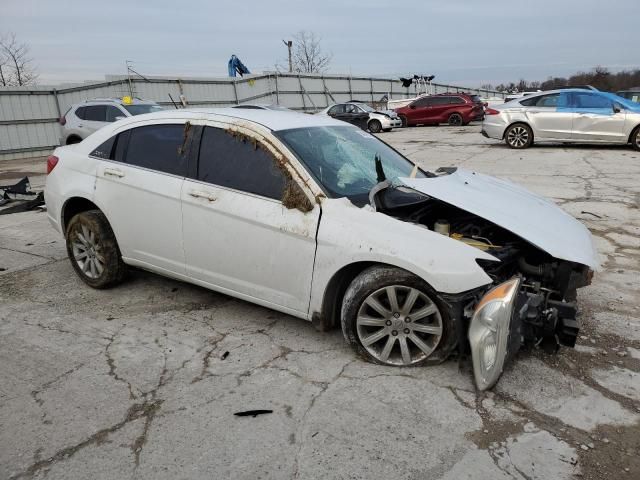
xmin=400 ymin=169 xmax=599 ymax=269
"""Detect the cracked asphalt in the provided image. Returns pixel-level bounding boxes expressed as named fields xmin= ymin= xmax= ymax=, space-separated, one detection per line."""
xmin=1 ymin=125 xmax=639 ymax=479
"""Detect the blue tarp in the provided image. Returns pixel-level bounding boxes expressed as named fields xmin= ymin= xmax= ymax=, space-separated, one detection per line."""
xmin=228 ymin=55 xmax=250 ymax=77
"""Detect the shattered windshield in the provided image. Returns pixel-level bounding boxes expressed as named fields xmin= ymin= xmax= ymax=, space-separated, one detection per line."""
xmin=275 ymin=126 xmax=426 ymax=201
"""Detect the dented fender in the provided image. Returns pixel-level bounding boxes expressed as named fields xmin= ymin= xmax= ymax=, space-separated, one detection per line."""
xmin=308 ymin=197 xmax=496 ymax=317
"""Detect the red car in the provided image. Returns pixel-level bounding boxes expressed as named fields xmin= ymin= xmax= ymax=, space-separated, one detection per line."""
xmin=395 ymin=93 xmax=485 ymax=127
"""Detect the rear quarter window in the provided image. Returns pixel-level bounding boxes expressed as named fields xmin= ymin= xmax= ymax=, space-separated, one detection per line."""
xmin=124 ymin=124 xmax=189 ymax=176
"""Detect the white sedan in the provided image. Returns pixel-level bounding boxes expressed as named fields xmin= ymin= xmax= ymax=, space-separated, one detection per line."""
xmin=45 ymin=109 xmax=597 ymax=390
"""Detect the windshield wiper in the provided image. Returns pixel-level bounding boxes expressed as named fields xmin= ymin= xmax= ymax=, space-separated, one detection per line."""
xmin=369 ymin=153 xmax=391 ymax=210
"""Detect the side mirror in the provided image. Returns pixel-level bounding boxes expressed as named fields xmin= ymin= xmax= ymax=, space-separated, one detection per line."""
xmin=613 ymin=105 xmax=622 ymax=114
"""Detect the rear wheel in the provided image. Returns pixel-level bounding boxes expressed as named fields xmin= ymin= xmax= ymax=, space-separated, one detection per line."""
xmin=632 ymin=127 xmax=640 ymax=151
xmin=66 ymin=135 xmax=81 ymax=145
xmin=341 ymin=266 xmax=457 ymax=366
xmin=65 ymin=209 xmax=126 ymax=289
xmin=505 ymin=123 xmax=533 ymax=149
xmin=448 ymin=113 xmax=463 ymax=126
xmin=368 ymin=120 xmax=382 ymax=133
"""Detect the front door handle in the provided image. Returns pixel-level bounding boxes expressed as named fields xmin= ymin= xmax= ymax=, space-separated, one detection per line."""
xmin=104 ymin=167 xmax=125 ymax=178
xmin=189 ymin=190 xmax=217 ymax=202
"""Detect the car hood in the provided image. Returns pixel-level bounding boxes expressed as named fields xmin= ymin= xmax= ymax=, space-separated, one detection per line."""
xmin=399 ymin=169 xmax=599 ymax=269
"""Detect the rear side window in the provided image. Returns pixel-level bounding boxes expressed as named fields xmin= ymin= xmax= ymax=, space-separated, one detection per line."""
xmin=448 ymin=96 xmax=466 ymax=104
xmin=520 ymin=94 xmax=559 ymax=107
xmin=328 ymin=105 xmax=345 ymax=115
xmin=124 ymin=124 xmax=189 ymax=176
xmin=413 ymin=97 xmax=433 ymax=107
xmin=84 ymin=105 xmax=107 ymax=122
xmin=90 ymin=136 xmax=116 ymax=159
xmin=74 ymin=106 xmax=86 ymax=120
xmin=197 ymin=127 xmax=285 ymax=200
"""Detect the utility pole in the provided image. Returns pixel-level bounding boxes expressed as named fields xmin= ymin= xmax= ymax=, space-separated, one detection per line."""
xmin=282 ymin=40 xmax=292 ymax=73
xmin=125 ymin=60 xmax=134 ymax=97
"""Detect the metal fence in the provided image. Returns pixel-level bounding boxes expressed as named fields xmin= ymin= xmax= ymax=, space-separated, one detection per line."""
xmin=0 ymin=73 xmax=504 ymax=161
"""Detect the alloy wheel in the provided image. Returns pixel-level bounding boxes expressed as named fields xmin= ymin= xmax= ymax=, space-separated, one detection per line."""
xmin=507 ymin=126 xmax=529 ymax=147
xmin=448 ymin=114 xmax=463 ymax=126
xmin=356 ymin=285 xmax=443 ymax=365
xmin=71 ymin=224 xmax=105 ymax=279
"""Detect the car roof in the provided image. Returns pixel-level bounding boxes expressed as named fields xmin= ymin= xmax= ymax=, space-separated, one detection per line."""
xmin=78 ymin=98 xmax=158 ymax=106
xmin=117 ymin=107 xmax=348 ymax=131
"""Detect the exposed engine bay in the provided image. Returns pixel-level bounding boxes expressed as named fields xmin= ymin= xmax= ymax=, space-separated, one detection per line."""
xmin=372 ymin=182 xmax=593 ymax=355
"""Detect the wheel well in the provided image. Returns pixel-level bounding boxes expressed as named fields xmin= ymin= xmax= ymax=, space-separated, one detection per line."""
xmin=503 ymin=121 xmax=533 ymax=141
xmin=65 ymin=135 xmax=82 ymax=145
xmin=628 ymin=124 xmax=640 ymax=143
xmin=61 ymin=197 xmax=100 ymax=233
xmin=312 ymin=262 xmax=377 ymax=331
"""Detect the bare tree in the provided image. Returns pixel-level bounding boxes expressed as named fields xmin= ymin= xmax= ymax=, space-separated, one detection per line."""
xmin=291 ymin=31 xmax=331 ymax=74
xmin=0 ymin=33 xmax=38 ymax=86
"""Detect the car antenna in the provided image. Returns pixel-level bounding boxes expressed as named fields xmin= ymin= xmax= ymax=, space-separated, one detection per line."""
xmin=375 ymin=153 xmax=386 ymax=182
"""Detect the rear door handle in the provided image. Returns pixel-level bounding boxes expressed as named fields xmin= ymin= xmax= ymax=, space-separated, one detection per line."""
xmin=103 ymin=167 xmax=125 ymax=178
xmin=189 ymin=190 xmax=217 ymax=202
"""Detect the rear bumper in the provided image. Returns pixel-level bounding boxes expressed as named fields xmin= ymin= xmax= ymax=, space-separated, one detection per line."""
xmin=481 ymin=121 xmax=506 ymax=140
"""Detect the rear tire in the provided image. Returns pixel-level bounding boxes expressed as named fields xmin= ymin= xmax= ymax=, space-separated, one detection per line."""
xmin=368 ymin=120 xmax=382 ymax=133
xmin=504 ymin=123 xmax=533 ymax=149
xmin=341 ymin=266 xmax=457 ymax=366
xmin=65 ymin=209 xmax=126 ymax=289
xmin=65 ymin=136 xmax=81 ymax=145
xmin=447 ymin=113 xmax=463 ymax=126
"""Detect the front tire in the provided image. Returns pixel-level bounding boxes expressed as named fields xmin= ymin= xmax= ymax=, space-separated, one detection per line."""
xmin=341 ymin=266 xmax=457 ymax=366
xmin=505 ymin=123 xmax=533 ymax=149
xmin=65 ymin=209 xmax=126 ymax=289
xmin=631 ymin=126 xmax=640 ymax=151
xmin=399 ymin=115 xmax=408 ymax=128
xmin=368 ymin=120 xmax=382 ymax=133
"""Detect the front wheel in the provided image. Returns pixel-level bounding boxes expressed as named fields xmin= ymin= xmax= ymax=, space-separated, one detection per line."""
xmin=631 ymin=127 xmax=640 ymax=151
xmin=368 ymin=120 xmax=382 ymax=133
xmin=399 ymin=115 xmax=408 ymax=128
xmin=505 ymin=123 xmax=533 ymax=149
xmin=341 ymin=266 xmax=457 ymax=366
xmin=65 ymin=209 xmax=127 ymax=289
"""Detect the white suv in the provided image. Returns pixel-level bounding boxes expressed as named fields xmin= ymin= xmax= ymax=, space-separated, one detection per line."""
xmin=45 ymin=108 xmax=596 ymax=390
xmin=59 ymin=98 xmax=163 ymax=145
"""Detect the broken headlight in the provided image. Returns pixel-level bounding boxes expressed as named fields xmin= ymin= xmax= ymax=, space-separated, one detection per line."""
xmin=468 ymin=277 xmax=521 ymax=391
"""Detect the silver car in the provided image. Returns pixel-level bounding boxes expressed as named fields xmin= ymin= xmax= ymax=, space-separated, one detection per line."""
xmin=60 ymin=98 xmax=163 ymax=145
xmin=482 ymin=89 xmax=640 ymax=150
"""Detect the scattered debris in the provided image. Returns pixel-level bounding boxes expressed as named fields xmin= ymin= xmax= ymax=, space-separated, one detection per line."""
xmin=233 ymin=409 xmax=273 ymax=418
xmin=220 ymin=351 xmax=229 ymax=360
xmin=581 ymin=211 xmax=602 ymax=219
xmin=0 ymin=177 xmax=45 ymax=215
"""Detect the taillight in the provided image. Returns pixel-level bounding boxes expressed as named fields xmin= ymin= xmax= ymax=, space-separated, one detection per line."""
xmin=485 ymin=108 xmax=500 ymax=115
xmin=59 ymin=115 xmax=66 ymax=126
xmin=47 ymin=155 xmax=59 ymax=174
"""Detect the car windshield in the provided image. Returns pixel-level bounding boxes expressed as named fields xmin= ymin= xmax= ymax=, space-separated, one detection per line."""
xmin=123 ymin=104 xmax=164 ymax=116
xmin=275 ymin=126 xmax=426 ymax=202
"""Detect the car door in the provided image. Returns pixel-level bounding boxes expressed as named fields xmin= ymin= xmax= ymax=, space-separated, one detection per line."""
xmin=407 ymin=97 xmax=433 ymax=124
xmin=429 ymin=96 xmax=452 ymax=123
xmin=521 ymin=93 xmax=573 ymax=139
xmin=570 ymin=92 xmax=627 ymax=142
xmin=345 ymin=104 xmax=370 ymax=130
xmin=181 ymin=124 xmax=320 ymax=315
xmin=81 ymin=105 xmax=109 ymax=136
xmin=92 ymin=121 xmax=192 ymax=275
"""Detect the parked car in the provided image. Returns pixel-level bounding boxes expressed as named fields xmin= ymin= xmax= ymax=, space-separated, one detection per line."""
xmin=616 ymin=88 xmax=640 ymax=103
xmin=482 ymin=89 xmax=640 ymax=150
xmin=45 ymin=108 xmax=597 ymax=390
xmin=59 ymin=98 xmax=163 ymax=145
xmin=318 ymin=102 xmax=402 ymax=132
xmin=394 ymin=93 xmax=485 ymax=127
xmin=232 ymin=103 xmax=292 ymax=111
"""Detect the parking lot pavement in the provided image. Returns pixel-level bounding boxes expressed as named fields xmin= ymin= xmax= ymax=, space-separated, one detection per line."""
xmin=1 ymin=126 xmax=639 ymax=479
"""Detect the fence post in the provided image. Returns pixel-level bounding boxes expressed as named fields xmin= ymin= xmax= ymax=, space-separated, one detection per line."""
xmin=232 ymin=79 xmax=239 ymax=105
xmin=321 ymin=75 xmax=330 ymax=107
xmin=348 ymin=76 xmax=353 ymax=101
xmin=370 ymin=78 xmax=374 ymax=102
xmin=275 ymin=74 xmax=280 ymax=104
xmin=298 ymin=75 xmax=306 ymax=110
xmin=52 ymin=89 xmax=62 ymax=118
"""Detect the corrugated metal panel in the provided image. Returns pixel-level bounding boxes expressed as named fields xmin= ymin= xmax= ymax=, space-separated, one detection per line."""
xmin=1 ymin=74 xmax=504 ymax=160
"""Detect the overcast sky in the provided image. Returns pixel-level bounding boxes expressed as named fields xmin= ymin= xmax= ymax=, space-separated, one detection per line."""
xmin=2 ymin=0 xmax=637 ymax=87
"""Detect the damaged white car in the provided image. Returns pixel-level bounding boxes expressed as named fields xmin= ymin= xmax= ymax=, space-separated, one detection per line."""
xmin=45 ymin=109 xmax=598 ymax=390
